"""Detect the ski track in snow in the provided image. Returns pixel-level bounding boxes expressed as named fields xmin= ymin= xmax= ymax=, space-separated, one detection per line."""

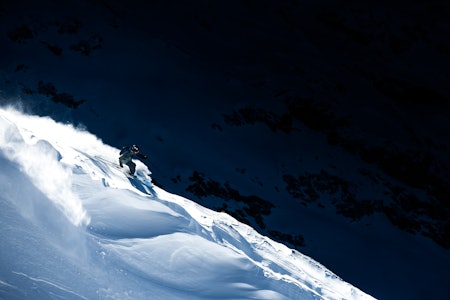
xmin=0 ymin=107 xmax=375 ymax=299
xmin=12 ymin=272 xmax=89 ymax=300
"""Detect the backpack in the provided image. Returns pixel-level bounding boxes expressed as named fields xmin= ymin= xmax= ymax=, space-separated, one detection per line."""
xmin=119 ymin=146 xmax=129 ymax=155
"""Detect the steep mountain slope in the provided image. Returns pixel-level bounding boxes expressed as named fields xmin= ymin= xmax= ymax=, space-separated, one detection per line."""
xmin=1 ymin=1 xmax=449 ymax=299
xmin=0 ymin=107 xmax=375 ymax=299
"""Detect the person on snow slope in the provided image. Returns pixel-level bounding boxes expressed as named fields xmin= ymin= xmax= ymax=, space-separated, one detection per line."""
xmin=119 ymin=144 xmax=148 ymax=176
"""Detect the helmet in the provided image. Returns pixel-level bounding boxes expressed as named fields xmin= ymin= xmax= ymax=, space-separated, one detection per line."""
xmin=131 ymin=144 xmax=139 ymax=152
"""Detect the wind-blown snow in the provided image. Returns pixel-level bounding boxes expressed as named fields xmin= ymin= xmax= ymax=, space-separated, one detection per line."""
xmin=0 ymin=106 xmax=375 ymax=299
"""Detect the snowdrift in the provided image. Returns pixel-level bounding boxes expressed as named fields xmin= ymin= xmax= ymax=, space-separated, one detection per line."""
xmin=0 ymin=107 xmax=375 ymax=299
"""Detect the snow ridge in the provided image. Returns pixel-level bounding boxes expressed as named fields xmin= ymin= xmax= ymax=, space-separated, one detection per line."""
xmin=0 ymin=107 xmax=375 ymax=299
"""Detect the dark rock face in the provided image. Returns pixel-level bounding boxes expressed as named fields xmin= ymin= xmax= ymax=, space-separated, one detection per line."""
xmin=184 ymin=170 xmax=309 ymax=249
xmin=186 ymin=171 xmax=274 ymax=228
xmin=34 ymin=81 xmax=85 ymax=109
xmin=7 ymin=25 xmax=34 ymax=43
xmin=220 ymin=98 xmax=450 ymax=248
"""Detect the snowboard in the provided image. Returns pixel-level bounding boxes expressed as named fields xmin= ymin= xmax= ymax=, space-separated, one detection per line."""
xmin=95 ymin=156 xmax=154 ymax=196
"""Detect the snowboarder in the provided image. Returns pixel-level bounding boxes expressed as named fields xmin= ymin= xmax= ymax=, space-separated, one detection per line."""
xmin=119 ymin=144 xmax=148 ymax=176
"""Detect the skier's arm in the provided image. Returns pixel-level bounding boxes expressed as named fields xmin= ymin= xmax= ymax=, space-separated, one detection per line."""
xmin=137 ymin=153 xmax=148 ymax=160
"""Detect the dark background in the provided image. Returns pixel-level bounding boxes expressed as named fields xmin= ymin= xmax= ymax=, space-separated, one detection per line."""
xmin=1 ymin=1 xmax=450 ymax=299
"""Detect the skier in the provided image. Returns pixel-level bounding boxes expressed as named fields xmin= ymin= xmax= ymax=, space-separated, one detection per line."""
xmin=119 ymin=144 xmax=148 ymax=176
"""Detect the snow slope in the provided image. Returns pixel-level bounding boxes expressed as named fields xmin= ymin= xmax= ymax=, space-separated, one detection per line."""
xmin=0 ymin=106 xmax=375 ymax=299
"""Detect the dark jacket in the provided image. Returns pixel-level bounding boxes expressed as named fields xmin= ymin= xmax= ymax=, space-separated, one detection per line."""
xmin=119 ymin=146 xmax=147 ymax=165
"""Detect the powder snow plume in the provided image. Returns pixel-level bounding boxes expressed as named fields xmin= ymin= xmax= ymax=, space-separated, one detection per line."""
xmin=0 ymin=106 xmax=93 ymax=226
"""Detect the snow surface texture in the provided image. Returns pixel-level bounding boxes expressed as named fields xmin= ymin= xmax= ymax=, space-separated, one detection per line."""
xmin=0 ymin=107 xmax=375 ymax=299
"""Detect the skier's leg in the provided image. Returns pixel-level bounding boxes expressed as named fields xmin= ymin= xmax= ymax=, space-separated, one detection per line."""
xmin=127 ymin=161 xmax=136 ymax=175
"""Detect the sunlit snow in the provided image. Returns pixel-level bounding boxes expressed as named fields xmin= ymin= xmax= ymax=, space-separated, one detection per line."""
xmin=0 ymin=106 xmax=375 ymax=299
